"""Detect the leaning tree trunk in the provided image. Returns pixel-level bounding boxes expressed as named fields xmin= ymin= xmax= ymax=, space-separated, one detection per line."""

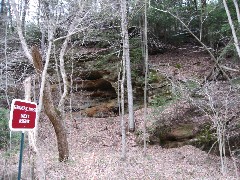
xmin=43 ymin=81 xmax=69 ymax=161
xmin=32 ymin=46 xmax=69 ymax=162
xmin=10 ymin=0 xmax=69 ymax=163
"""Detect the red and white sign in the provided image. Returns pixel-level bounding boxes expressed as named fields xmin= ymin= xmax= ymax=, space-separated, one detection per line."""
xmin=9 ymin=99 xmax=37 ymax=131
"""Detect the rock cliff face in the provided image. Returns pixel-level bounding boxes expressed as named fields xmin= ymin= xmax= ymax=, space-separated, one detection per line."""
xmin=49 ymin=46 xmax=172 ymax=118
xmin=64 ymin=70 xmax=119 ymax=117
xmin=0 ymin=46 xmax=171 ymax=118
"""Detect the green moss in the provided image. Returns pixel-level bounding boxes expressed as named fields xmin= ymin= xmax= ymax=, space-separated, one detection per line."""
xmin=130 ymin=48 xmax=142 ymax=64
xmin=129 ymin=37 xmax=141 ymax=48
xmin=148 ymin=71 xmax=159 ymax=83
xmin=195 ymin=124 xmax=216 ymax=148
xmin=150 ymin=94 xmax=172 ymax=107
xmin=174 ymin=63 xmax=182 ymax=69
xmin=185 ymin=80 xmax=199 ymax=90
xmin=94 ymin=53 xmax=119 ymax=69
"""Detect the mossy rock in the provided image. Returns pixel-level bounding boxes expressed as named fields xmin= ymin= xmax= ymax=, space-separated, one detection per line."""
xmin=148 ymin=69 xmax=167 ymax=84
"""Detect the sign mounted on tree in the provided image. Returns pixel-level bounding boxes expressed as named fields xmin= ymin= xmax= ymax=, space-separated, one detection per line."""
xmin=9 ymin=99 xmax=37 ymax=131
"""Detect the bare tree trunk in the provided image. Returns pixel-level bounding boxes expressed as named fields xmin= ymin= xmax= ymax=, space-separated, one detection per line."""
xmin=58 ymin=36 xmax=69 ymax=113
xmin=143 ymin=0 xmax=148 ymax=157
xmin=24 ymin=77 xmax=37 ymax=180
xmin=223 ymin=0 xmax=240 ymax=59
xmin=57 ymin=17 xmax=83 ymax=113
xmin=121 ymin=0 xmax=135 ymax=132
xmin=200 ymin=0 xmax=207 ymax=42
xmin=43 ymin=81 xmax=69 ymax=161
xmin=4 ymin=19 xmax=10 ymax=108
xmin=233 ymin=0 xmax=240 ymax=27
xmin=10 ymin=0 xmax=32 ymax=62
xmin=1 ymin=0 xmax=5 ymax=14
xmin=41 ymin=28 xmax=45 ymax=55
xmin=11 ymin=0 xmax=70 ymax=162
xmin=120 ymin=49 xmax=126 ymax=160
xmin=21 ymin=0 xmax=29 ymax=34
xmin=140 ymin=14 xmax=145 ymax=74
xmin=7 ymin=0 xmax=14 ymax=32
xmin=32 ymin=46 xmax=69 ymax=162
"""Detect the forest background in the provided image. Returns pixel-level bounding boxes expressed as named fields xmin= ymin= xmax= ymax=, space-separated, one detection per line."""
xmin=0 ymin=0 xmax=240 ymax=179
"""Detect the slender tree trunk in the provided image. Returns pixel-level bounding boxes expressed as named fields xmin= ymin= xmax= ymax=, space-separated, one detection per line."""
xmin=121 ymin=0 xmax=135 ymax=132
xmin=199 ymin=1 xmax=203 ymax=41
xmin=143 ymin=0 xmax=148 ymax=157
xmin=140 ymin=14 xmax=145 ymax=74
xmin=7 ymin=0 xmax=14 ymax=32
xmin=24 ymin=77 xmax=37 ymax=180
xmin=21 ymin=0 xmax=29 ymax=34
xmin=41 ymin=28 xmax=45 ymax=55
xmin=1 ymin=0 xmax=4 ymax=14
xmin=223 ymin=0 xmax=240 ymax=59
xmin=10 ymin=0 xmax=32 ymax=60
xmin=57 ymin=17 xmax=82 ymax=113
xmin=120 ymin=49 xmax=126 ymax=160
xmin=4 ymin=19 xmax=10 ymax=108
xmin=58 ymin=35 xmax=69 ymax=113
xmin=233 ymin=0 xmax=240 ymax=26
xmin=200 ymin=0 xmax=207 ymax=42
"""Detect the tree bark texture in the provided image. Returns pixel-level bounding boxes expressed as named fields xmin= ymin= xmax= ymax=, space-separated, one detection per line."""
xmin=43 ymin=81 xmax=69 ymax=162
xmin=21 ymin=0 xmax=29 ymax=34
xmin=32 ymin=46 xmax=69 ymax=162
xmin=121 ymin=0 xmax=135 ymax=132
xmin=120 ymin=48 xmax=126 ymax=160
xmin=143 ymin=0 xmax=148 ymax=157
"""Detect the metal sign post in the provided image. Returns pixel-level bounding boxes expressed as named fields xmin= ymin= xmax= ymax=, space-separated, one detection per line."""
xmin=9 ymin=99 xmax=37 ymax=180
xmin=18 ymin=131 xmax=25 ymax=180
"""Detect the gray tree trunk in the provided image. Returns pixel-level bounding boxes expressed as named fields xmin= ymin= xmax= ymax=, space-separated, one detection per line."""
xmin=223 ymin=0 xmax=240 ymax=59
xmin=121 ymin=0 xmax=135 ymax=132
xmin=1 ymin=0 xmax=5 ymax=14
xmin=120 ymin=55 xmax=126 ymax=160
xmin=143 ymin=0 xmax=148 ymax=157
xmin=233 ymin=0 xmax=240 ymax=27
xmin=21 ymin=0 xmax=29 ymax=34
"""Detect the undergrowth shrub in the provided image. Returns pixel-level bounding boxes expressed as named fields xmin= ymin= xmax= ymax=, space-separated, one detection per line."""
xmin=0 ymin=108 xmax=21 ymax=150
xmin=0 ymin=108 xmax=10 ymax=149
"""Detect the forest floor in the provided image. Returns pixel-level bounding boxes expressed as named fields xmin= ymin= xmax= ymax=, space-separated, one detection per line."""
xmin=1 ymin=45 xmax=240 ymax=179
